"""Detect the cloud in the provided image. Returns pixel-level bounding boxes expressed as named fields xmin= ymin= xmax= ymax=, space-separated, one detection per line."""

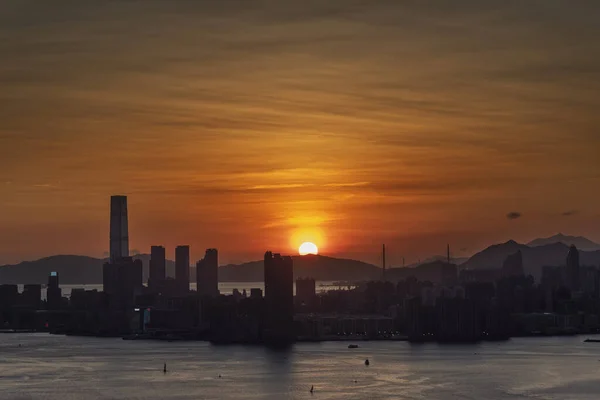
xmin=562 ymin=210 xmax=578 ymax=217
xmin=506 ymin=212 xmax=522 ymax=220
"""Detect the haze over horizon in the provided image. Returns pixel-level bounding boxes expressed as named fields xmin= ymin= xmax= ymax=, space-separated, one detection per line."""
xmin=1 ymin=1 xmax=599 ymax=265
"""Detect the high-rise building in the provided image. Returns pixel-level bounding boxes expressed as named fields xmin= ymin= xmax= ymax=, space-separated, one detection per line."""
xmin=175 ymin=245 xmax=190 ymax=294
xmin=264 ymin=251 xmax=294 ymax=343
xmin=47 ymin=272 xmax=62 ymax=309
xmin=567 ymin=245 xmax=580 ymax=292
xmin=502 ymin=250 xmax=524 ymax=277
xmin=149 ymin=245 xmax=166 ymax=293
xmin=110 ymin=195 xmax=129 ymax=262
xmin=196 ymin=248 xmax=219 ymax=297
xmin=295 ymin=277 xmax=316 ymax=306
xmin=22 ymin=284 xmax=42 ymax=309
xmin=103 ymin=257 xmax=143 ymax=309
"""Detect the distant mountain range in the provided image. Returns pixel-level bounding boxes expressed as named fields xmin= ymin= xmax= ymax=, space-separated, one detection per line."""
xmin=527 ymin=233 xmax=600 ymax=251
xmin=1 ymin=234 xmax=599 ymax=284
xmin=0 ymin=254 xmax=380 ymax=285
xmin=461 ymin=240 xmax=600 ymax=280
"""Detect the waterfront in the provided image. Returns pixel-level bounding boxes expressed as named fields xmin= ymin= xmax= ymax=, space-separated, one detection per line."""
xmin=23 ymin=281 xmax=351 ymax=300
xmin=2 ymin=334 xmax=600 ymax=399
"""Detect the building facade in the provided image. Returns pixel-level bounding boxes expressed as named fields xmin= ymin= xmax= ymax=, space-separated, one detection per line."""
xmin=109 ymin=195 xmax=129 ymax=262
xmin=196 ymin=248 xmax=219 ymax=297
xmin=264 ymin=251 xmax=294 ymax=342
xmin=175 ymin=245 xmax=190 ymax=294
xmin=149 ymin=245 xmax=166 ymax=293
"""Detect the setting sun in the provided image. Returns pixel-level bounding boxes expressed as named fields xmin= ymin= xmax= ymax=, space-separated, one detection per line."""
xmin=298 ymin=242 xmax=318 ymax=256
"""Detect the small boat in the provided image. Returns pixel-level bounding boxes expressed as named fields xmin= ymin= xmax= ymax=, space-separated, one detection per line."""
xmin=365 ymin=359 xmax=370 ymax=366
xmin=163 ymin=363 xmax=167 ymax=373
xmin=310 ymin=385 xmax=314 ymax=394
xmin=348 ymin=344 xmax=359 ymax=349
xmin=584 ymin=339 xmax=600 ymax=343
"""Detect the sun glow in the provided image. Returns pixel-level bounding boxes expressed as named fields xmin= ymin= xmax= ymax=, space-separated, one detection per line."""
xmin=298 ymin=242 xmax=319 ymax=256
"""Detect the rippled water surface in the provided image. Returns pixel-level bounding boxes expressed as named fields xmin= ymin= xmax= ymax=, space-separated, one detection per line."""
xmin=1 ymin=334 xmax=600 ymax=399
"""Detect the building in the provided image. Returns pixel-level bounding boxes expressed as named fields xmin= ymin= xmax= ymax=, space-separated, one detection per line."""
xmin=296 ymin=277 xmax=316 ymax=306
xmin=103 ymin=257 xmax=143 ymax=309
xmin=196 ymin=248 xmax=219 ymax=297
xmin=567 ymin=245 xmax=580 ymax=292
xmin=175 ymin=245 xmax=190 ymax=294
xmin=21 ymin=284 xmax=42 ymax=309
xmin=250 ymin=288 xmax=263 ymax=299
xmin=109 ymin=195 xmax=129 ymax=262
xmin=502 ymin=250 xmax=524 ymax=277
xmin=264 ymin=251 xmax=294 ymax=343
xmin=149 ymin=245 xmax=166 ymax=293
xmin=0 ymin=284 xmax=19 ymax=310
xmin=47 ymin=272 xmax=62 ymax=309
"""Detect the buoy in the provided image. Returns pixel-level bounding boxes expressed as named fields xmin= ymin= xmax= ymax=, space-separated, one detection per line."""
xmin=310 ymin=385 xmax=314 ymax=394
xmin=164 ymin=363 xmax=167 ymax=373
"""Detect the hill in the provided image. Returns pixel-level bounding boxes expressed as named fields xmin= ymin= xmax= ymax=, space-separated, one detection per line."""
xmin=404 ymin=255 xmax=468 ymax=268
xmin=527 ymin=233 xmax=600 ymax=251
xmin=0 ymin=254 xmax=175 ymax=285
xmin=461 ymin=241 xmax=600 ymax=281
xmin=0 ymin=254 xmax=380 ymax=284
xmin=218 ymin=254 xmax=380 ymax=282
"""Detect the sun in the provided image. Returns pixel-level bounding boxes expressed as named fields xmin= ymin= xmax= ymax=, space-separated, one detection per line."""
xmin=299 ymin=242 xmax=319 ymax=256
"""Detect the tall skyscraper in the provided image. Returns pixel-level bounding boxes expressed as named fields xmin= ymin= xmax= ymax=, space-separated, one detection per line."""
xmin=149 ymin=245 xmax=166 ymax=293
xmin=47 ymin=272 xmax=62 ymax=309
xmin=567 ymin=245 xmax=580 ymax=292
xmin=110 ymin=195 xmax=129 ymax=262
xmin=264 ymin=251 xmax=294 ymax=343
xmin=175 ymin=245 xmax=190 ymax=293
xmin=196 ymin=248 xmax=219 ymax=297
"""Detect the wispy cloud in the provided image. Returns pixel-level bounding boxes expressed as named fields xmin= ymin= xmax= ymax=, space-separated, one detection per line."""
xmin=506 ymin=212 xmax=522 ymax=220
xmin=562 ymin=210 xmax=578 ymax=217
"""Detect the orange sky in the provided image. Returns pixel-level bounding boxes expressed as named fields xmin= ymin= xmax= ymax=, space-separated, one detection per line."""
xmin=1 ymin=1 xmax=599 ymax=265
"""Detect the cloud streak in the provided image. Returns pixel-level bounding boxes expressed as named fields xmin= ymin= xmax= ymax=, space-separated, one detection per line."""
xmin=506 ymin=212 xmax=522 ymax=220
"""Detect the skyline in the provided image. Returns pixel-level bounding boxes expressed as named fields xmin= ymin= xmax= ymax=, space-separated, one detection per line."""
xmin=1 ymin=1 xmax=600 ymax=265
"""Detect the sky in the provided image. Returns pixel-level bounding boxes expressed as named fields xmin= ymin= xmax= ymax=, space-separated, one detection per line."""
xmin=1 ymin=0 xmax=599 ymax=266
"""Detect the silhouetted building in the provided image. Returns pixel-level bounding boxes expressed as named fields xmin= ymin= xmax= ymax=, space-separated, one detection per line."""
xmin=391 ymin=261 xmax=458 ymax=286
xmin=0 ymin=284 xmax=19 ymax=309
xmin=196 ymin=248 xmax=219 ymax=297
xmin=70 ymin=289 xmax=105 ymax=310
xmin=22 ymin=284 xmax=41 ymax=309
xmin=567 ymin=245 xmax=580 ymax=292
xmin=109 ymin=195 xmax=129 ymax=262
xmin=47 ymin=272 xmax=62 ymax=309
xmin=175 ymin=245 xmax=190 ymax=294
xmin=502 ymin=250 xmax=524 ymax=277
xmin=250 ymin=288 xmax=263 ymax=299
xmin=460 ymin=268 xmax=502 ymax=284
xmin=264 ymin=251 xmax=294 ymax=343
xmin=296 ymin=278 xmax=316 ymax=306
xmin=103 ymin=257 xmax=143 ymax=309
xmin=149 ymin=245 xmax=166 ymax=293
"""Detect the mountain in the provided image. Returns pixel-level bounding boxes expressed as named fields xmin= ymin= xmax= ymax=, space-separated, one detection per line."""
xmin=0 ymin=254 xmax=175 ymax=285
xmin=218 ymin=254 xmax=380 ymax=282
xmin=0 ymin=254 xmax=380 ymax=284
xmin=527 ymin=233 xmax=600 ymax=251
xmin=0 ymin=255 xmax=104 ymax=285
xmin=461 ymin=240 xmax=600 ymax=281
xmin=404 ymin=255 xmax=469 ymax=269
